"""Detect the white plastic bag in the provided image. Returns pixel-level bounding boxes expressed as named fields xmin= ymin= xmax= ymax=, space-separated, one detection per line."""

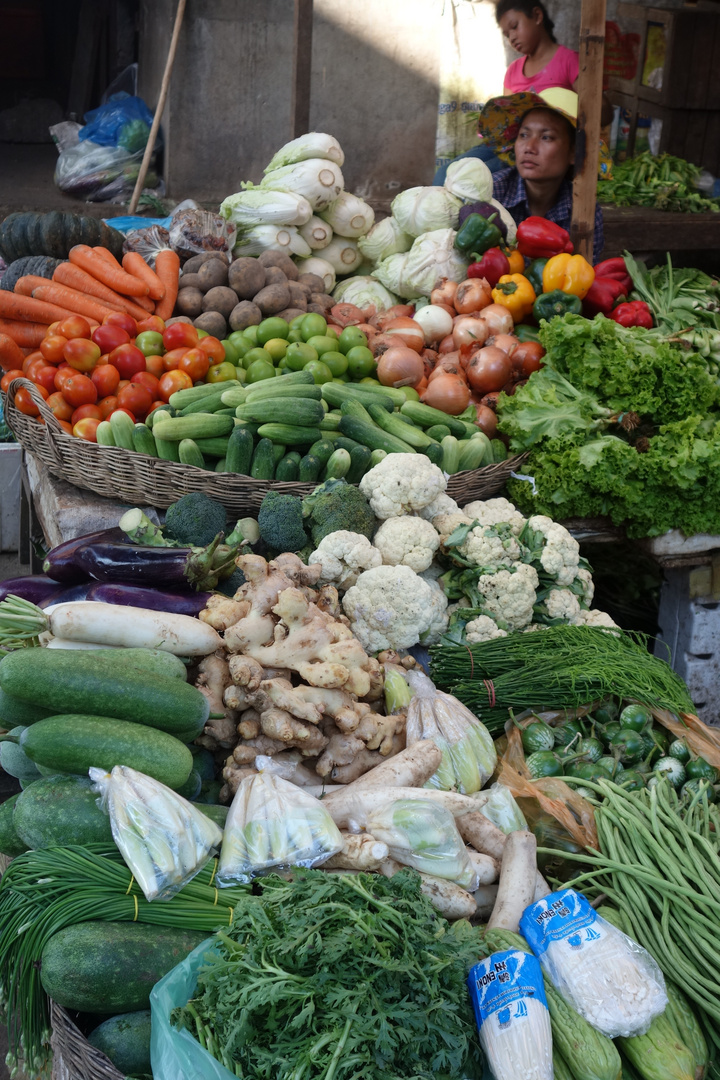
xmin=90 ymin=766 xmax=223 ymax=902
xmin=482 ymin=783 xmax=527 ymax=834
xmin=520 ymin=888 xmax=668 ymax=1038
xmin=365 ymin=797 xmax=479 ymax=890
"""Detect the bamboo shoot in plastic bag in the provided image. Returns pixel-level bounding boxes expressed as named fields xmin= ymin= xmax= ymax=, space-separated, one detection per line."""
xmin=482 ymin=783 xmax=527 ymax=834
xmin=365 ymin=797 xmax=479 ymax=890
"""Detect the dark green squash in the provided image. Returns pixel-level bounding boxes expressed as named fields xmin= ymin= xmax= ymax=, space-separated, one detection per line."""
xmin=40 ymin=211 xmax=67 ymax=260
xmin=79 ymin=216 xmax=102 ymax=248
xmin=0 ymin=213 xmax=23 ymax=262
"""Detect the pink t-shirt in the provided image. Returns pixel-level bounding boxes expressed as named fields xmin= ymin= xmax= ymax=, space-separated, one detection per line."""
xmin=504 ymin=45 xmax=579 ymax=94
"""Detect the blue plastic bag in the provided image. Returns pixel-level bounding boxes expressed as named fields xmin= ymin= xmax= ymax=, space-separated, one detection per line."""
xmin=79 ymin=92 xmax=154 ymax=152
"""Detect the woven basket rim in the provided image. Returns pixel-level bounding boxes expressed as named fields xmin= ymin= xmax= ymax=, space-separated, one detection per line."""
xmin=50 ymin=1000 xmax=125 ymax=1080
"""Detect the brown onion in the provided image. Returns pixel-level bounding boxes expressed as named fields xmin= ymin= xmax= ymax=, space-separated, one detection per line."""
xmin=475 ymin=405 xmax=499 ymax=437
xmin=480 ymin=392 xmax=501 ymax=411
xmin=422 ymin=373 xmax=470 ymax=414
xmin=453 ymin=316 xmax=489 ymax=350
xmin=430 ymin=278 xmax=459 ymax=307
xmin=330 ymin=303 xmax=365 ymax=327
xmin=421 ymin=348 xmax=439 ymax=377
xmin=454 ymin=277 xmax=492 ymax=314
xmin=439 ymin=333 xmax=456 ymax=354
xmin=383 ymin=316 xmax=425 ymax=353
xmin=428 ymin=357 xmax=463 ymax=382
xmin=370 ymin=332 xmax=401 ymax=357
xmin=466 ymin=346 xmax=513 ymax=395
xmin=478 ymin=303 xmax=514 ymax=335
xmin=369 ymin=304 xmax=415 ymax=331
xmin=489 ymin=333 xmax=519 ymax=358
xmin=514 ymin=341 xmax=546 ymax=376
xmin=376 ymin=346 xmax=424 ymax=388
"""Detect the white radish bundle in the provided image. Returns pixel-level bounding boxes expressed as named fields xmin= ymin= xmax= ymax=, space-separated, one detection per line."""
xmin=364 ymin=798 xmax=479 ymax=891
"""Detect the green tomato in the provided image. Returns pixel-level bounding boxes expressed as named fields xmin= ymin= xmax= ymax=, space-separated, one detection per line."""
xmin=285 ymin=342 xmax=318 ymax=371
xmin=301 ymin=313 xmax=327 ymax=341
xmin=263 ymin=338 xmax=289 ymax=362
xmin=400 ymin=385 xmax=420 ymax=401
xmin=304 ymin=359 xmax=333 ymax=385
xmin=242 ymin=347 xmax=274 ymax=371
xmin=321 ymin=350 xmax=348 ymax=377
xmin=325 ymin=326 xmax=339 ymax=341
xmin=306 ymin=335 xmax=340 ymax=359
xmin=257 ymin=317 xmax=290 ymax=345
xmin=338 ymin=325 xmax=368 ymax=354
xmin=245 ymin=359 xmax=276 ymax=384
xmin=287 ymin=328 xmax=304 ymax=344
xmin=227 ymin=331 xmax=253 ymax=359
xmin=358 ymin=377 xmax=383 ymax=387
xmin=220 ymin=338 xmax=242 ymax=364
xmin=333 ymin=371 xmax=351 ymax=382
xmin=345 ymin=345 xmax=375 ymax=379
xmin=206 ymin=361 xmax=237 ymax=383
xmin=289 ymin=314 xmax=306 ymax=331
xmin=242 ymin=325 xmax=260 ymax=346
xmin=134 ymin=330 xmax=165 ymax=357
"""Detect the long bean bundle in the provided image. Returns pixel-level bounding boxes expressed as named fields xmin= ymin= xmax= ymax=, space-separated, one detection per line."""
xmin=430 ymin=626 xmax=694 ymax=734
xmin=0 ymin=844 xmax=249 ymax=1073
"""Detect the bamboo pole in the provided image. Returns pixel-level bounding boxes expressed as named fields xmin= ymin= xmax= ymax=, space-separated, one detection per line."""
xmin=290 ymin=0 xmax=314 ymax=138
xmin=571 ymin=0 xmax=607 ymax=261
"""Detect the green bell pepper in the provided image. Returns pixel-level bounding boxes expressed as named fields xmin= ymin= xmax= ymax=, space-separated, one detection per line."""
xmin=514 ymin=324 xmax=540 ymax=343
xmin=525 ymin=257 xmax=548 ymax=294
xmin=532 ymin=289 xmax=583 ymax=322
xmin=454 ymin=213 xmax=503 ymax=257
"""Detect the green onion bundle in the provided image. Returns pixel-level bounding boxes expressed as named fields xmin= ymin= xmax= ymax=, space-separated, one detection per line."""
xmin=430 ymin=625 xmax=694 ymax=734
xmin=0 ymin=844 xmax=249 ymax=1073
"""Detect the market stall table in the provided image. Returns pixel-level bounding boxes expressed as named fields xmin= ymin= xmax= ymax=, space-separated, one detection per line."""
xmin=600 ymin=205 xmax=720 ymax=259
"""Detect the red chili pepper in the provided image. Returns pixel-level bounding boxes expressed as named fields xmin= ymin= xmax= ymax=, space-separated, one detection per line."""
xmin=516 ymin=216 xmax=574 ymax=259
xmin=467 ymin=247 xmax=510 ymax=288
xmin=583 ymin=276 xmax=627 ymax=318
xmin=609 ymin=300 xmax=653 ymax=329
xmin=593 ymin=256 xmax=632 ymax=294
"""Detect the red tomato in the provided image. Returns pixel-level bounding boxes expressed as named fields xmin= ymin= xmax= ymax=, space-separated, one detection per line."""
xmin=178 ymin=347 xmax=210 ymax=382
xmin=147 ymin=399 xmax=167 ymax=416
xmin=56 ymin=316 xmax=92 ymax=341
xmin=103 ymin=311 xmax=137 ymax=337
xmin=92 ymin=363 xmax=120 ymax=397
xmin=22 ymin=351 xmax=44 ymax=374
xmin=108 ymin=408 xmax=135 ymax=422
xmin=92 ymin=324 xmax=130 ymax=353
xmin=163 ymin=323 xmax=198 ymax=351
xmin=1 ymin=369 xmax=24 ymax=393
xmin=117 ymin=379 xmax=130 ymax=392
xmin=63 ymin=338 xmax=101 ymax=373
xmin=47 ymin=321 xmax=61 ymax=334
xmin=197 ymin=336 xmax=225 ymax=363
xmin=73 ymin=417 xmax=101 ymax=441
xmin=57 ymin=419 xmax=73 ymax=435
xmin=40 ymin=335 xmax=69 ymax=364
xmin=144 ymin=353 xmax=165 ymax=378
xmin=109 ymin=343 xmax=146 ymax=380
xmin=62 ymin=374 xmax=98 ymax=408
xmin=117 ymin=383 xmax=152 ymax=419
xmin=137 ymin=315 xmax=166 ymax=334
xmin=161 ymin=347 xmax=189 ymax=371
xmin=131 ymin=370 xmax=160 ymax=396
xmin=98 ymin=395 xmax=118 ymax=419
xmin=44 ymin=393 xmax=73 ymax=422
xmin=15 ymin=385 xmax=48 ymax=416
xmin=158 ymin=369 xmax=192 ymax=401
xmin=32 ymin=365 xmax=60 ymax=394
xmin=53 ymin=365 xmax=75 ymax=394
xmin=71 ymin=404 xmax=102 ymax=425
xmin=23 ymin=357 xmax=47 ymax=382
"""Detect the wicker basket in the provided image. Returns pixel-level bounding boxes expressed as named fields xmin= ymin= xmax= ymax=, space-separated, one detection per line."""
xmin=4 ymin=378 xmax=527 ymax=514
xmin=50 ymin=1001 xmax=124 ymax=1080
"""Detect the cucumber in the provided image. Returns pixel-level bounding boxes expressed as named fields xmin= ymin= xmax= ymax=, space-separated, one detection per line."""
xmin=170 ymin=381 xmax=238 ymax=409
xmin=340 ymin=398 xmax=373 ymax=422
xmin=257 ymin=423 xmax=322 ymax=445
xmin=178 ymin=390 xmax=228 ymax=415
xmin=192 ymin=802 xmax=228 ymax=828
xmin=426 ymin=424 xmax=452 ymax=441
xmin=399 ymin=400 xmax=468 ymax=437
xmin=321 ymin=382 xmax=395 ymax=413
xmin=0 ymin=726 xmax=41 ymax=781
xmin=319 ymin=410 xmax=342 ymax=431
xmin=246 ymin=369 xmax=314 ymax=390
xmin=41 ymin=922 xmax=208 ymax=1013
xmin=20 ymin=716 xmax=193 ymax=790
xmin=458 ymin=437 xmax=489 ymax=471
xmin=132 ymin=423 xmax=157 ymax=457
xmin=0 ymin=649 xmax=208 ymax=737
xmin=272 ymin=442 xmax=286 ymax=464
xmin=175 ymin=767 xmax=202 ymax=801
xmin=88 ymin=1011 xmax=152 ymax=1077
xmin=370 ymin=449 xmax=387 ymax=467
xmin=154 ymin=434 xmax=181 ymax=462
xmin=245 ymin=383 xmax=322 ymax=402
xmin=441 ymin=435 xmax=461 ymax=474
xmin=275 ymin=451 xmax=301 ymax=481
xmin=250 ymin=438 xmax=275 ymax=480
xmin=178 ymin=438 xmax=205 ymax=468
xmin=194 ymin=436 xmax=230 ymax=457
xmin=0 ymin=686 xmax=53 ymax=726
xmin=490 ymin=438 xmax=508 ymax=463
xmin=233 ymin=418 xmax=261 ymax=436
xmin=422 ymin=443 xmax=445 ymax=467
xmin=367 ymin=403 xmax=437 ymax=449
xmin=346 ymin=443 xmax=372 ymax=483
xmin=13 ymin=775 xmax=113 ymax=848
xmin=240 ymin=398 xmax=325 ymax=426
xmin=298 ymin=453 xmax=322 ymax=482
xmin=351 ymin=382 xmax=408 ymax=408
xmin=0 ymin=794 xmax=27 ymax=857
xmin=323 ymin=447 xmax=351 ymax=480
xmin=215 ymin=456 xmax=228 ymax=472
xmin=308 ymin=439 xmax=336 ymax=465
xmin=152 ymin=414 xmax=234 ymax=441
xmin=145 ymin=404 xmax=174 ymax=430
xmin=327 ymin=434 xmax=365 ymax=454
xmin=109 ymin=410 xmax=136 ymax=451
xmin=338 ymin=415 xmax=416 ymax=455
xmin=218 ymin=387 xmax=248 ymax=409
xmin=95 ymin=421 xmax=115 ymax=447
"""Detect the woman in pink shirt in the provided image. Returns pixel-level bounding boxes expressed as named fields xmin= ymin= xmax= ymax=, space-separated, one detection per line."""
xmin=497 ymin=1 xmax=579 ymax=95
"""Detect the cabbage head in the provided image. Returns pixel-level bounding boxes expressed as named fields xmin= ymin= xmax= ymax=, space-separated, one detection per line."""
xmin=219 ymin=189 xmax=312 ymax=227
xmin=332 ymin=275 xmax=399 ymax=312
xmin=259 ymin=159 xmax=344 ymax=211
xmin=357 ymin=216 xmax=413 ymax=264
xmin=443 ymin=157 xmax=493 ymax=203
xmin=372 ymin=229 xmax=468 ymax=299
xmin=391 ymin=187 xmax=462 ymax=238
xmin=264 ymin=133 xmax=344 ymax=173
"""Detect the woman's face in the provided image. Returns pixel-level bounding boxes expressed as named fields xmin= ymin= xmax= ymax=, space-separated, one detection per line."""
xmin=498 ymin=7 xmax=544 ymax=54
xmin=514 ymin=109 xmax=574 ymax=182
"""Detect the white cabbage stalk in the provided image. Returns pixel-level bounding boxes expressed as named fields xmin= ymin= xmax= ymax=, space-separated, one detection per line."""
xmin=357 ymin=216 xmax=413 ymax=264
xmin=391 ymin=186 xmax=462 ymax=238
xmin=320 ymin=235 xmax=363 ymax=276
xmin=444 ymin=157 xmax=494 ymax=203
xmin=332 ymin=275 xmax=399 ymax=312
xmin=264 ymin=132 xmax=344 ymax=174
xmin=491 ymin=199 xmax=518 ymax=247
xmin=260 ymin=159 xmax=344 ymax=211
xmin=298 ymin=214 xmax=333 ymax=250
xmin=219 ymin=189 xmax=312 ymax=227
xmin=295 ymin=256 xmax=336 ymax=292
xmin=319 ymin=191 xmax=375 ymax=238
xmin=372 ymin=228 xmax=468 ymax=300
xmin=233 ymin=224 xmax=312 ymax=258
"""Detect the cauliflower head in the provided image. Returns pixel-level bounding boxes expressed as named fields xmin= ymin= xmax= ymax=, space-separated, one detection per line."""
xmin=458 ymin=525 xmax=521 ymax=572
xmin=417 ymin=492 xmax=460 ymax=521
xmin=342 ymin=564 xmax=448 ymax=652
xmin=463 ymin=497 xmax=526 ymax=536
xmin=420 ymin=577 xmax=450 ymax=645
xmin=575 ymin=608 xmax=619 ymax=629
xmin=309 ymin=530 xmax=382 ymax=591
xmin=476 ymin=563 xmax=539 ymax=631
xmin=574 ymin=567 xmax=595 ymax=607
xmin=373 ymin=515 xmax=439 ymax=572
xmin=543 ymin=587 xmax=582 ymax=622
xmin=432 ymin=511 xmax=472 ymax=544
xmin=359 ymin=453 xmax=446 ymax=519
xmin=524 ymin=515 xmax=580 ymax=586
xmin=465 ymin=615 xmax=508 ymax=644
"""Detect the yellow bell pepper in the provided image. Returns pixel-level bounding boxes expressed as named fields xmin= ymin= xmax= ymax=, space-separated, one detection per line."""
xmin=491 ymin=273 xmax=536 ymax=323
xmin=506 ymin=248 xmax=525 ymax=274
xmin=542 ymin=253 xmax=595 ymax=299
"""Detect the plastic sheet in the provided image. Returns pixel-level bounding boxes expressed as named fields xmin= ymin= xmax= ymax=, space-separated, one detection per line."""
xmin=122 ymin=225 xmax=171 ymax=267
xmin=169 ymin=209 xmax=236 ymax=263
xmin=364 ymin=797 xmax=479 ymax=890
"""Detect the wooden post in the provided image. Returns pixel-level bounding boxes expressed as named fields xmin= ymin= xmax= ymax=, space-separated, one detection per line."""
xmin=571 ymin=0 xmax=607 ymax=261
xmin=290 ymin=0 xmax=314 ymax=138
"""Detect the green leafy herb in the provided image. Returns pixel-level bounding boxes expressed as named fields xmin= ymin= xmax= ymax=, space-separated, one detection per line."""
xmin=597 ymin=152 xmax=720 ymax=214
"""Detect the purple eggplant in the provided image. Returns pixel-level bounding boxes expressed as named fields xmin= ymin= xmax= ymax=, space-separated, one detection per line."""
xmin=0 ymin=575 xmax=68 ymax=606
xmin=39 ymin=582 xmax=94 ymax=608
xmin=75 ymin=533 xmax=239 ymax=592
xmin=86 ymin=582 xmax=212 ymax=615
xmin=43 ymin=528 xmax=126 ymax=583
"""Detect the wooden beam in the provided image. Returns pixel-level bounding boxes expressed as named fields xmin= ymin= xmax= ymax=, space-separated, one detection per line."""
xmin=572 ymin=0 xmax=607 ymax=261
xmin=290 ymin=0 xmax=313 ymax=138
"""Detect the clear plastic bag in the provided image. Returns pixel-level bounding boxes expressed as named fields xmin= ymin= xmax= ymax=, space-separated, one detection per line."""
xmin=79 ymin=93 xmax=154 ymax=151
xmin=467 ymin=950 xmax=552 ymax=1080
xmin=520 ymin=888 xmax=668 ymax=1038
xmin=90 ymin=766 xmax=223 ymax=902
xmin=168 ymin=208 xmax=236 ymax=263
xmin=481 ymin=783 xmax=527 ymax=834
xmin=364 ymin=797 xmax=479 ymax=890
xmin=122 ymin=225 xmax=171 ymax=267
xmin=217 ymin=758 xmax=342 ymax=885
xmin=405 ymin=669 xmax=496 ymax=794
xmin=54 ymin=140 xmax=160 ymax=203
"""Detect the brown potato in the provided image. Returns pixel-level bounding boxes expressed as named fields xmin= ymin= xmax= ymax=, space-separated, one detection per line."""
xmin=263 ymin=265 xmax=288 ymax=286
xmin=229 ymin=301 xmax=262 ymax=331
xmin=276 ymin=307 xmax=306 ymax=322
xmin=228 ymin=258 xmax=266 ymax=300
xmin=202 ymin=286 xmax=240 ymax=320
xmin=257 ymin=250 xmax=299 ymax=280
xmin=165 ymin=315 xmax=195 ymax=326
xmin=253 ymin=283 xmax=291 ymax=315
xmin=198 ymin=259 xmax=229 ymax=290
xmin=174 ymin=287 xmax=204 ymax=318
xmin=288 ymin=281 xmax=311 ymax=307
xmin=306 ymin=303 xmax=330 ymax=316
xmin=194 ymin=311 xmax=227 ymax=337
xmin=310 ymin=292 xmax=335 ymax=312
xmin=183 ymin=253 xmax=228 ymax=275
xmin=298 ymin=272 xmax=326 ymax=294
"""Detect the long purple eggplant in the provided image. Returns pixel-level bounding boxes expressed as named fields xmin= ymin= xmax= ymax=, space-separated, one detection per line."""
xmin=75 ymin=542 xmax=196 ymax=589
xmin=43 ymin=528 xmax=126 ymax=583
xmin=39 ymin=582 xmax=94 ymax=608
xmin=86 ymin=582 xmax=211 ymax=615
xmin=0 ymin=575 xmax=68 ymax=606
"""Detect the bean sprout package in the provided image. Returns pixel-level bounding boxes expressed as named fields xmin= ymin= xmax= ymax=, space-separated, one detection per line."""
xmin=520 ymin=888 xmax=667 ymax=1038
xmin=405 ymin=670 xmax=496 ymax=794
xmin=90 ymin=766 xmax=223 ymax=901
xmin=217 ymin=758 xmax=342 ymax=885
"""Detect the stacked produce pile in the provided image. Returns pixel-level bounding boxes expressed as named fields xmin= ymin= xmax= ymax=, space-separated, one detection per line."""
xmin=597 ymin=151 xmax=720 ymax=213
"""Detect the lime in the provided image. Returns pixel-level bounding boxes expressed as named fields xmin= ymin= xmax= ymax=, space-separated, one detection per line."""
xmin=305 ymin=335 xmax=339 ymax=358
xmin=245 ymin=359 xmax=276 ymax=383
xmin=304 ymin=359 xmax=333 ymax=384
xmin=346 ymin=345 xmax=375 ymax=379
xmin=242 ymin=325 xmax=260 ymax=346
xmin=263 ymin=338 xmax=289 ymax=362
xmin=301 ymin=313 xmax=327 ymax=341
xmin=322 ymin=350 xmax=348 ymax=377
xmin=338 ymin=326 xmax=368 ymax=354
xmin=241 ymin=347 xmax=274 ymax=371
xmin=257 ymin=317 xmax=290 ymax=345
xmin=286 ymin=342 xmax=319 ymax=371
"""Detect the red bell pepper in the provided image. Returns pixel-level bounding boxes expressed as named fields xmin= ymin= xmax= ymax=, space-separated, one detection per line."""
xmin=516 ymin=216 xmax=574 ymax=259
xmin=467 ymin=247 xmax=510 ymax=288
xmin=593 ymin=256 xmax=632 ymax=294
xmin=583 ymin=276 xmax=627 ymax=318
xmin=609 ymin=300 xmax=653 ymax=329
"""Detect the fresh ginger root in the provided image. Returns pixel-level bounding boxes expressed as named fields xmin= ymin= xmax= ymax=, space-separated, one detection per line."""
xmin=228 ymin=654 xmax=265 ymax=691
xmin=199 ymin=595 xmax=249 ymax=632
xmin=260 ymin=707 xmax=329 ymax=755
xmin=195 ymin=654 xmax=239 ymax=749
xmin=237 ymin=708 xmax=261 ymax=740
xmin=324 ymin=832 xmax=389 ymax=871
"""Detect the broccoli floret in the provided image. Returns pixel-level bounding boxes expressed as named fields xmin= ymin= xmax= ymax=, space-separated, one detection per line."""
xmin=164 ymin=492 xmax=227 ymax=547
xmin=216 ymin=566 xmax=246 ymax=596
xmin=257 ymin=491 xmax=308 ymax=553
xmin=302 ymin=479 xmax=376 ymax=547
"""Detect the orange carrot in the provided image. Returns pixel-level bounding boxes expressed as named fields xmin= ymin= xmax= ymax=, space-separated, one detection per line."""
xmin=133 ymin=293 xmax=155 ymax=313
xmin=14 ymin=276 xmax=57 ymax=297
xmin=0 ymin=320 xmax=49 ymax=347
xmin=92 ymin=246 xmax=124 ymax=270
xmin=153 ymin=249 xmax=180 ymax=322
xmin=122 ymin=252 xmax=166 ymax=301
xmin=0 ymin=292 xmax=79 ymax=326
xmin=31 ymin=285 xmax=115 ymax=324
xmin=52 ymin=263 xmax=152 ymax=322
xmin=0 ymin=333 xmax=25 ymax=371
xmin=68 ymin=246 xmax=149 ymax=298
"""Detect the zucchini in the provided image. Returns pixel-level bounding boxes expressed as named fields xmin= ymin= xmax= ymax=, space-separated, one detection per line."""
xmin=13 ymin=775 xmax=113 ymax=848
xmin=178 ymin=391 xmax=228 ymax=415
xmin=458 ymin=437 xmax=489 ymax=471
xmin=40 ymin=922 xmax=208 ymax=1013
xmin=132 ymin=423 xmax=157 ymax=457
xmin=346 ymin=443 xmax=372 ymax=483
xmin=95 ymin=421 xmax=115 ymax=447
xmin=154 ymin=435 xmax=181 ymax=462
xmin=308 ymin=439 xmax=337 ymax=465
xmin=0 ymin=649 xmax=207 ymax=736
xmin=338 ymin=415 xmax=416 ymax=455
xmin=0 ymin=793 xmax=27 ymax=857
xmin=323 ymin=447 xmax=351 ymax=480
xmin=320 ymin=382 xmax=395 ymax=413
xmin=20 ymin=715 xmax=193 ymax=790
xmin=298 ymin=453 xmax=322 ymax=482
xmin=88 ymin=1011 xmax=152 ymax=1077
xmin=367 ymin=403 xmax=437 ymax=449
xmin=441 ymin=435 xmax=461 ymax=474
xmin=256 ymin=423 xmax=322 ymax=445
xmin=194 ymin=436 xmax=230 ymax=457
xmin=178 ymin=439 xmax=205 ymax=468
xmin=0 ymin=686 xmax=53 ymax=726
xmin=169 ymin=382 xmax=238 ymax=409
xmin=225 ymin=425 xmax=254 ymax=474
xmin=275 ymin=451 xmax=301 ymax=481
xmin=422 ymin=443 xmax=445 ymax=467
xmin=490 ymin=438 xmax=508 ymax=463
xmin=0 ymin=726 xmax=41 ymax=781
xmin=152 ymin=414 xmax=234 ymax=441
xmin=319 ymin=410 xmax=342 ymax=431
xmin=426 ymin=424 xmax=452 ymax=441
xmin=250 ymin=438 xmax=275 ymax=480
xmin=399 ymin=400 xmax=468 ymax=437
xmin=240 ymin=398 xmax=325 ymax=427
xmin=109 ymin=410 xmax=136 ymax=451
